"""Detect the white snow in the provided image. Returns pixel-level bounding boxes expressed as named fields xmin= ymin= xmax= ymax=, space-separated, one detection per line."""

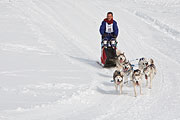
xmin=0 ymin=0 xmax=180 ymax=119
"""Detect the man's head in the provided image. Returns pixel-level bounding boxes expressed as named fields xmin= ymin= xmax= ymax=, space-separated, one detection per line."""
xmin=107 ymin=12 xmax=113 ymax=21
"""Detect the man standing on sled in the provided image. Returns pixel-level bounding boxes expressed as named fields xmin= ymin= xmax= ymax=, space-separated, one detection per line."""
xmin=99 ymin=12 xmax=119 ymax=67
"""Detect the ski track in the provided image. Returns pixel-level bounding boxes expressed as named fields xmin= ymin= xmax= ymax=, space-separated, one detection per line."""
xmin=0 ymin=0 xmax=180 ymax=120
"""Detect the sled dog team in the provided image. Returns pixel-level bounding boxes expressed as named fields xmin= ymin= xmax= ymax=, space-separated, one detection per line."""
xmin=113 ymin=50 xmax=157 ymax=97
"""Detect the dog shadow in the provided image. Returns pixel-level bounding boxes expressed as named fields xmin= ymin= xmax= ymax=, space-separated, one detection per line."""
xmin=96 ymin=85 xmax=135 ymax=97
xmin=97 ymin=72 xmax=112 ymax=78
xmin=101 ymin=81 xmax=114 ymax=87
xmin=102 ymin=81 xmax=134 ymax=88
xmin=68 ymin=55 xmax=102 ymax=69
xmin=96 ymin=86 xmax=118 ymax=95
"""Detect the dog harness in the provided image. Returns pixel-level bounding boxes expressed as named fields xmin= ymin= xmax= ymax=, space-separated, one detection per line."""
xmin=124 ymin=67 xmax=133 ymax=76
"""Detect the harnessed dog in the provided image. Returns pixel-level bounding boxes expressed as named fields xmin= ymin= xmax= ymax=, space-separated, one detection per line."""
xmin=143 ymin=59 xmax=157 ymax=89
xmin=132 ymin=69 xmax=143 ymax=97
xmin=113 ymin=70 xmax=124 ymax=94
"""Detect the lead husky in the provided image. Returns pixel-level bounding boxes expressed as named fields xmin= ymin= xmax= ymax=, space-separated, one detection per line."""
xmin=113 ymin=70 xmax=124 ymax=94
xmin=132 ymin=69 xmax=143 ymax=97
xmin=138 ymin=57 xmax=148 ymax=72
xmin=143 ymin=59 xmax=157 ymax=89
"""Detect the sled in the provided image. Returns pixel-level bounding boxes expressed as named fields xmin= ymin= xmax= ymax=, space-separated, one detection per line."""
xmin=100 ymin=39 xmax=117 ymax=68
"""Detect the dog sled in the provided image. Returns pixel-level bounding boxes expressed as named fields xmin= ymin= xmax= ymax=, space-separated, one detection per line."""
xmin=99 ymin=38 xmax=117 ymax=67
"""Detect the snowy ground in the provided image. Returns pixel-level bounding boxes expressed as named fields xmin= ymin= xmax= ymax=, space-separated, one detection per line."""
xmin=0 ymin=0 xmax=180 ymax=119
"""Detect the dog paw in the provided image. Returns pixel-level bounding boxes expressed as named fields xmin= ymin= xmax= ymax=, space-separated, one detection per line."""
xmin=149 ymin=87 xmax=152 ymax=89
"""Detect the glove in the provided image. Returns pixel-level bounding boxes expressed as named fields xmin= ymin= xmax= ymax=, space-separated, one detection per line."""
xmin=112 ymin=34 xmax=117 ymax=38
xmin=102 ymin=33 xmax=107 ymax=39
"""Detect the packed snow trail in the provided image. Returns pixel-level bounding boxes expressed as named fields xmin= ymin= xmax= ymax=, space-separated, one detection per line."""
xmin=0 ymin=0 xmax=180 ymax=120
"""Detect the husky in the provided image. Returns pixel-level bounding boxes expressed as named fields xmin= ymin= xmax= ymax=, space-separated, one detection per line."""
xmin=138 ymin=57 xmax=148 ymax=72
xmin=132 ymin=69 xmax=143 ymax=97
xmin=115 ymin=51 xmax=127 ymax=70
xmin=113 ymin=70 xmax=124 ymax=94
xmin=122 ymin=61 xmax=133 ymax=84
xmin=143 ymin=59 xmax=157 ymax=89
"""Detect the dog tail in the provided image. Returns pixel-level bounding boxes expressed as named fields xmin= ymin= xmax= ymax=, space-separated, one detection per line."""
xmin=150 ymin=59 xmax=157 ymax=75
xmin=154 ymin=66 xmax=157 ymax=75
xmin=150 ymin=59 xmax=154 ymax=64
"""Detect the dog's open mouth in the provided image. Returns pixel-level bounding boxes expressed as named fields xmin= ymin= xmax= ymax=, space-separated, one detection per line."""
xmin=117 ymin=81 xmax=122 ymax=85
xmin=124 ymin=68 xmax=128 ymax=72
xmin=136 ymin=81 xmax=139 ymax=85
xmin=120 ymin=60 xmax=123 ymax=63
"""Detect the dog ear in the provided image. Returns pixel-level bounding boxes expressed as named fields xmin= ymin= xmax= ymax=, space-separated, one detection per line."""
xmin=117 ymin=54 xmax=120 ymax=57
xmin=120 ymin=71 xmax=122 ymax=75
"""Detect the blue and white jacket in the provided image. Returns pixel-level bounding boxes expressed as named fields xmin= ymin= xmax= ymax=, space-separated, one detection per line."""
xmin=99 ymin=18 xmax=119 ymax=37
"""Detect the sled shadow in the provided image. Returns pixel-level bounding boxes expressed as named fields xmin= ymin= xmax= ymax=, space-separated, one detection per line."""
xmin=68 ymin=55 xmax=101 ymax=69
